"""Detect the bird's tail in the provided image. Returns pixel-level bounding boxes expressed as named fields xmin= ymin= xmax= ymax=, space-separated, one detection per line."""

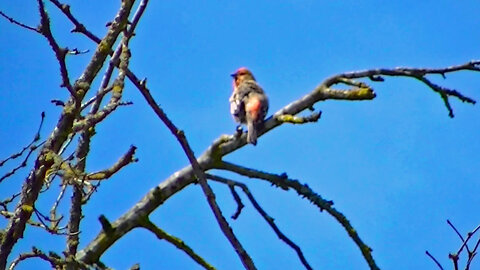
xmin=247 ymin=120 xmax=257 ymax=146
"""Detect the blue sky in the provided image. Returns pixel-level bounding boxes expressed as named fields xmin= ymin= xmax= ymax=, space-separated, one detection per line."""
xmin=1 ymin=1 xmax=480 ymax=269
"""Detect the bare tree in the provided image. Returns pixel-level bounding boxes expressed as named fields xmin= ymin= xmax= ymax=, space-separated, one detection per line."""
xmin=0 ymin=1 xmax=478 ymax=269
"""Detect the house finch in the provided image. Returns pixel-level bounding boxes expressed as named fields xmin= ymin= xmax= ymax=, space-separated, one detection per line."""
xmin=229 ymin=67 xmax=269 ymax=145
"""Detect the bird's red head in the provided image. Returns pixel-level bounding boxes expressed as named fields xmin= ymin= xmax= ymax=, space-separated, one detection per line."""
xmin=231 ymin=67 xmax=255 ymax=88
xmin=231 ymin=67 xmax=251 ymax=77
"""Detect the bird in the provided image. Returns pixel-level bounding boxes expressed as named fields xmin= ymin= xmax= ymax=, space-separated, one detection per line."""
xmin=229 ymin=67 xmax=269 ymax=145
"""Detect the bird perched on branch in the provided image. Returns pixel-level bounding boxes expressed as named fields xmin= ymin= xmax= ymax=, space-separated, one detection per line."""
xmin=229 ymin=67 xmax=269 ymax=145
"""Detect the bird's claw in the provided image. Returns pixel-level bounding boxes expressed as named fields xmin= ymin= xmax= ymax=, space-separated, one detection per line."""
xmin=235 ymin=125 xmax=243 ymax=138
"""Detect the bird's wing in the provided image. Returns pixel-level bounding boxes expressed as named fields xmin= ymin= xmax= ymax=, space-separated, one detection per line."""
xmin=229 ymin=91 xmax=244 ymax=121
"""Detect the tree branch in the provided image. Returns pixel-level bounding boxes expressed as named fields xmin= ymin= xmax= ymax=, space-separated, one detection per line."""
xmin=37 ymin=0 xmax=76 ymax=98
xmin=425 ymin=250 xmax=444 ymax=270
xmin=0 ymin=141 xmax=44 ymax=183
xmin=216 ymin=161 xmax=379 ymax=270
xmin=207 ymin=174 xmax=313 ymax=270
xmin=78 ymin=59 xmax=478 ymax=268
xmin=48 ymin=0 xmax=101 ymax=43
xmin=139 ymin=219 xmax=216 ymax=270
xmin=72 ymin=36 xmax=132 ymax=133
xmin=275 ymin=111 xmax=321 ymax=124
xmin=447 ymin=223 xmax=480 ymax=270
xmin=0 ymin=1 xmax=135 ymax=267
xmin=50 ymin=183 xmax=67 ymax=229
xmin=8 ymin=247 xmax=64 ymax=270
xmin=228 ymin=184 xmax=244 ymax=220
xmin=86 ymin=145 xmax=137 ymax=181
xmin=0 ymin=10 xmax=40 ymax=33
xmin=0 ymin=210 xmax=64 ymax=235
xmin=0 ymin=111 xmax=44 ymax=168
xmin=0 ymin=193 xmax=20 ymax=212
xmin=448 ymin=220 xmax=471 ymax=254
xmin=65 ymin=27 xmax=136 ymax=267
xmin=323 ymin=62 xmax=479 ymax=117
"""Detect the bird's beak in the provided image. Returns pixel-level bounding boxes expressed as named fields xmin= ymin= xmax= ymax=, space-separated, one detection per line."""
xmin=230 ymin=72 xmax=237 ymax=78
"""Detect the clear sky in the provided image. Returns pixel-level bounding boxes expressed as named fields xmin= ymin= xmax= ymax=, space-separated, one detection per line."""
xmin=1 ymin=1 xmax=480 ymax=269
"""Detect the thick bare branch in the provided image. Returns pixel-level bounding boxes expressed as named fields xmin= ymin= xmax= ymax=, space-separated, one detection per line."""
xmin=65 ymin=32 xmax=136 ymax=266
xmin=65 ymin=184 xmax=83 ymax=262
xmin=72 ymin=39 xmax=132 ymax=133
xmin=77 ymin=162 xmax=201 ymax=264
xmin=275 ymin=111 xmax=321 ymax=125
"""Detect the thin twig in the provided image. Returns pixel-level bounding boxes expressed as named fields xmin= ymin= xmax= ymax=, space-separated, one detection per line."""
xmin=1 ymin=211 xmax=49 ymax=233
xmin=37 ymin=0 xmax=76 ymax=97
xmin=228 ymin=184 xmax=244 ymax=220
xmin=140 ymin=219 xmax=216 ymax=270
xmin=50 ymin=183 xmax=67 ymax=229
xmin=426 ymin=250 xmax=444 ymax=270
xmin=0 ymin=141 xmax=44 ymax=183
xmin=0 ymin=10 xmax=40 ymax=32
xmin=86 ymin=145 xmax=137 ymax=181
xmin=466 ymin=238 xmax=480 ymax=270
xmin=1 ymin=209 xmax=67 ymax=235
xmin=0 ymin=112 xmax=45 ymax=168
xmin=457 ymin=224 xmax=480 ymax=256
xmin=0 ymin=193 xmax=21 ymax=212
xmin=48 ymin=0 xmax=101 ymax=43
xmin=447 ymin=220 xmax=470 ymax=254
